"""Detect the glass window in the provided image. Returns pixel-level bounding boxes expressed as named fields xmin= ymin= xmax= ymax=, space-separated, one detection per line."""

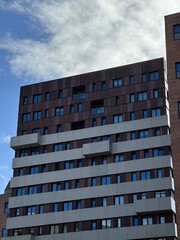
xmin=91 ymin=199 xmax=96 ymax=208
xmin=113 ymin=79 xmax=122 ymax=88
xmin=22 ymin=113 xmax=31 ymax=122
xmin=43 ymin=127 xmax=48 ymax=135
xmin=142 ymin=216 xmax=152 ymax=225
xmin=101 ymin=81 xmax=106 ymax=90
xmin=174 ymin=24 xmax=180 ymax=40
xmin=160 ymin=215 xmax=165 ymax=224
xmin=19 ymin=168 xmax=24 ymax=176
xmin=113 ymin=114 xmax=123 ymax=123
xmin=152 ymin=108 xmax=161 ymax=117
xmin=153 ymin=148 xmax=163 ymax=157
xmin=101 ymin=176 xmax=111 ymax=185
xmin=33 ymin=94 xmax=41 ymax=103
xmin=65 ymin=161 xmax=73 ymax=169
xmin=92 ymin=177 xmax=96 ymax=186
xmin=92 ymin=118 xmax=96 ymax=127
xmin=144 ymin=150 xmax=150 ymax=158
xmin=31 ymin=147 xmax=40 ymax=155
xmin=155 ymin=191 xmax=165 ymax=198
xmin=130 ymin=112 xmax=135 ymax=120
xmin=131 ymin=132 xmax=136 ymax=140
xmin=45 ymin=92 xmax=50 ymax=101
xmin=4 ymin=202 xmax=8 ymax=213
xmin=116 ymin=175 xmax=121 ymax=183
xmin=141 ymin=73 xmax=146 ymax=82
xmin=78 ymin=103 xmax=83 ymax=112
xmin=132 ymin=172 xmax=137 ymax=181
xmin=53 ymin=203 xmax=59 ymax=212
xmin=17 ymin=187 xmax=26 ymax=196
xmin=149 ymin=71 xmax=159 ymax=80
xmin=2 ymin=228 xmax=6 ymax=237
xmin=115 ymin=96 xmax=120 ymax=105
xmin=63 ymin=202 xmax=72 ymax=211
xmin=153 ymin=89 xmax=158 ymax=98
xmin=53 ymin=143 xmax=63 ymax=152
xmin=56 ymin=124 xmax=62 ymax=133
xmin=64 ymin=181 xmax=69 ymax=190
xmin=114 ymin=154 xmax=124 ymax=162
xmin=130 ymin=93 xmax=135 ymax=103
xmin=129 ymin=75 xmax=135 ymax=85
xmin=52 ymin=183 xmax=61 ymax=191
xmin=101 ymin=117 xmax=106 ymax=125
xmin=92 ymin=83 xmax=96 ymax=92
xmin=102 ymin=219 xmax=111 ymax=229
xmin=55 ymin=107 xmax=64 ymax=116
xmin=92 ymin=221 xmax=96 ymax=230
xmin=59 ymin=90 xmax=63 ymax=98
xmin=157 ymin=169 xmax=163 ymax=178
xmin=33 ymin=111 xmax=42 ymax=120
xmin=131 ymin=151 xmax=136 ymax=160
xmin=133 ymin=217 xmax=139 ymax=226
xmin=65 ymin=142 xmax=71 ymax=150
xmin=176 ymin=62 xmax=180 ymax=78
xmin=143 ymin=110 xmax=148 ymax=118
xmin=32 ymin=128 xmax=41 ymax=134
xmin=28 ymin=186 xmax=37 ymax=195
xmin=139 ymin=130 xmax=149 ymax=138
xmin=16 ymin=208 xmax=20 ymax=216
xmin=102 ymin=197 xmax=107 ymax=206
xmin=30 ymin=166 xmax=38 ymax=174
xmin=115 ymin=196 xmax=124 ymax=205
xmin=138 ymin=91 xmax=147 ymax=101
xmin=141 ymin=171 xmax=151 ymax=180
xmin=70 ymin=104 xmax=75 ymax=113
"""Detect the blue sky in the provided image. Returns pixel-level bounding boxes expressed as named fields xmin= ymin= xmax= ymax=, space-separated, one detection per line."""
xmin=0 ymin=0 xmax=180 ymax=193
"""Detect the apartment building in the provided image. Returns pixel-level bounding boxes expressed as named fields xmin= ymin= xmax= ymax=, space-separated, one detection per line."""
xmin=0 ymin=183 xmax=11 ymax=238
xmin=2 ymin=12 xmax=180 ymax=240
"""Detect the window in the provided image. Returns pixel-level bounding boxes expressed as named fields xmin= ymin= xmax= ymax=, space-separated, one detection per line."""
xmin=92 ymin=83 xmax=96 ymax=92
xmin=155 ymin=191 xmax=165 ymax=198
xmin=157 ymin=169 xmax=163 ymax=178
xmin=22 ymin=113 xmax=31 ymax=122
xmin=102 ymin=219 xmax=111 ymax=229
xmin=45 ymin=109 xmax=49 ymax=118
xmin=130 ymin=93 xmax=135 ymax=103
xmin=143 ymin=110 xmax=148 ymax=118
xmin=141 ymin=171 xmax=151 ymax=180
xmin=101 ymin=136 xmax=110 ymax=141
xmin=31 ymin=147 xmax=40 ymax=155
xmin=56 ymin=124 xmax=62 ymax=133
xmin=65 ymin=161 xmax=73 ymax=169
xmin=131 ymin=151 xmax=136 ymax=160
xmin=150 ymin=71 xmax=159 ymax=80
xmin=33 ymin=111 xmax=42 ymax=120
xmin=4 ymin=202 xmax=8 ymax=213
xmin=50 ymin=225 xmax=59 ymax=234
xmin=63 ymin=202 xmax=72 ymax=211
xmin=138 ymin=91 xmax=147 ymax=101
xmin=52 ymin=183 xmax=61 ymax=191
xmin=101 ymin=81 xmax=106 ymax=90
xmin=91 ymin=99 xmax=104 ymax=114
xmin=27 ymin=206 xmax=36 ymax=215
xmin=77 ymin=200 xmax=81 ymax=209
xmin=92 ymin=118 xmax=96 ymax=127
xmin=43 ymin=127 xmax=48 ymax=135
xmin=23 ymin=96 xmax=28 ymax=105
xmin=45 ymin=92 xmax=50 ymax=101
xmin=178 ymin=102 xmax=180 ymax=118
xmin=117 ymin=218 xmax=121 ymax=227
xmin=92 ymin=177 xmax=97 ymax=186
xmin=53 ymin=203 xmax=59 ymax=212
xmin=113 ymin=114 xmax=123 ymax=123
xmin=70 ymin=104 xmax=75 ymax=113
xmin=153 ymin=148 xmax=163 ymax=157
xmin=73 ymin=85 xmax=86 ymax=100
xmin=130 ymin=112 xmax=135 ymax=120
xmin=78 ymin=103 xmax=83 ymax=112
xmin=176 ymin=62 xmax=180 ymax=78
xmin=173 ymin=24 xmax=180 ymax=40
xmin=114 ymin=154 xmax=124 ymax=162
xmin=14 ymin=229 xmax=22 ymax=236
xmin=2 ymin=228 xmax=6 ymax=237
xmin=155 ymin=128 xmax=161 ymax=136
xmin=133 ymin=217 xmax=139 ymax=226
xmin=65 ymin=142 xmax=71 ymax=150
xmin=115 ymin=96 xmax=120 ymax=105
xmin=75 ymin=180 xmax=80 ymax=188
xmin=115 ymin=196 xmax=124 ymax=205
xmin=153 ymin=89 xmax=159 ymax=98
xmin=101 ymin=176 xmax=111 ymax=185
xmin=133 ymin=194 xmax=138 ymax=202
xmin=113 ymin=79 xmax=122 ymax=88
xmin=16 ymin=208 xmax=20 ymax=216
xmin=53 ymin=143 xmax=63 ymax=152
xmin=139 ymin=130 xmax=149 ymax=138
xmin=19 ymin=168 xmax=24 ymax=176
xmin=141 ymin=193 xmax=147 ymax=199
xmin=160 ymin=215 xmax=165 ymax=224
xmin=28 ymin=186 xmax=37 ymax=194
xmin=141 ymin=73 xmax=146 ymax=82
xmin=32 ymin=128 xmax=41 ymax=134
xmin=144 ymin=150 xmax=150 ymax=158
xmin=102 ymin=197 xmax=107 ymax=206
xmin=132 ymin=172 xmax=137 ymax=181
xmin=102 ymin=157 xmax=107 ymax=164
xmin=78 ymin=160 xmax=83 ymax=168
xmin=33 ymin=94 xmax=41 ymax=103
xmin=142 ymin=216 xmax=153 ymax=225
xmin=91 ymin=221 xmax=96 ymax=230
xmin=131 ymin=131 xmax=136 ymax=140
xmin=91 ymin=199 xmax=96 ymax=208
xmin=101 ymin=117 xmax=106 ymax=125
xmin=30 ymin=166 xmax=38 ymax=174
xmin=55 ymin=107 xmax=64 ymax=116
xmin=20 ymin=149 xmax=29 ymax=157
xmin=151 ymin=108 xmax=161 ymax=117
xmin=17 ymin=187 xmax=26 ymax=196
xmin=116 ymin=175 xmax=121 ymax=183
xmin=41 ymin=184 xmax=45 ymax=193
xmin=58 ymin=90 xmax=63 ymax=98
xmin=64 ymin=181 xmax=69 ymax=190
xmin=129 ymin=75 xmax=135 ymax=85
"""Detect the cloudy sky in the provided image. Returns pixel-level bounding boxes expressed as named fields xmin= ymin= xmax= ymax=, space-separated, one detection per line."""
xmin=0 ymin=0 xmax=180 ymax=193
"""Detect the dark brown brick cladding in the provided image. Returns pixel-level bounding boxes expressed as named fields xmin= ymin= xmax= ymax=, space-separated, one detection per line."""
xmin=165 ymin=12 xmax=180 ymax=237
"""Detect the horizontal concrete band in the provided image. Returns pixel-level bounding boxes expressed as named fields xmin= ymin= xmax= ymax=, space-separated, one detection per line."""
xmin=10 ymin=115 xmax=169 ymax=150
xmin=12 ymin=134 xmax=171 ymax=169
xmin=9 ymin=177 xmax=174 ymax=208
xmin=3 ymin=223 xmax=178 ymax=240
xmin=6 ymin=197 xmax=175 ymax=229
xmin=10 ymin=155 xmax=172 ymax=188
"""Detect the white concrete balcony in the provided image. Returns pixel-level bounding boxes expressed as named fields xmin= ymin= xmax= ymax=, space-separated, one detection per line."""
xmin=10 ymin=133 xmax=41 ymax=150
xmin=82 ymin=140 xmax=112 ymax=157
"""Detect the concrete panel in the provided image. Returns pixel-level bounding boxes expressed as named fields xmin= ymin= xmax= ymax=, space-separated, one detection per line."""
xmin=11 ymin=133 xmax=41 ymax=150
xmin=82 ymin=141 xmax=112 ymax=157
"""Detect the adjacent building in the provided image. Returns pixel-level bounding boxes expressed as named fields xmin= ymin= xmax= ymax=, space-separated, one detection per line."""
xmin=2 ymin=12 xmax=180 ymax=240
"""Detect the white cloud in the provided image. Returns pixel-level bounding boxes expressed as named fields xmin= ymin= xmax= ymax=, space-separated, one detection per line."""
xmin=0 ymin=0 xmax=180 ymax=82
xmin=0 ymin=134 xmax=11 ymax=144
